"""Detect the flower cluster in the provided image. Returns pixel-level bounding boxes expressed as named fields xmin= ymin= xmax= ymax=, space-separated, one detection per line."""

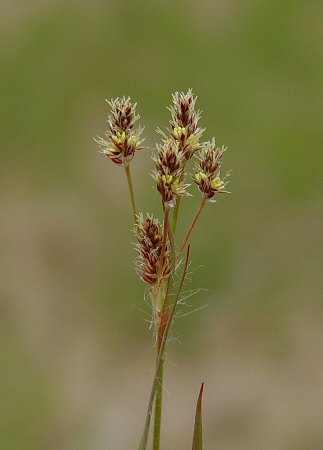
xmin=193 ymin=139 xmax=229 ymax=200
xmin=95 ymin=90 xmax=231 ymax=449
xmin=95 ymin=96 xmax=143 ymax=166
xmin=153 ymin=140 xmax=189 ymax=207
xmin=135 ymin=214 xmax=170 ymax=286
xmin=168 ymin=89 xmax=204 ymax=160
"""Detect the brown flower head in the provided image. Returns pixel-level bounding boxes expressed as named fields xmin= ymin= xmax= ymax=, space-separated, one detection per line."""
xmin=153 ymin=140 xmax=189 ymax=207
xmin=95 ymin=96 xmax=144 ymax=166
xmin=134 ymin=213 xmax=170 ymax=286
xmin=167 ymin=89 xmax=204 ymax=160
xmin=193 ymin=139 xmax=230 ymax=201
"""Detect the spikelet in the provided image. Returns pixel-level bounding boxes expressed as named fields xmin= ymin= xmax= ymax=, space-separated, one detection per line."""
xmin=167 ymin=89 xmax=204 ymax=160
xmin=134 ymin=214 xmax=170 ymax=286
xmin=95 ymin=96 xmax=144 ymax=166
xmin=152 ymin=140 xmax=189 ymax=207
xmin=193 ymin=139 xmax=230 ymax=200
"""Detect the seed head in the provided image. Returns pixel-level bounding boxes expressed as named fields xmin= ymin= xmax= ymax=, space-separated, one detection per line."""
xmin=153 ymin=140 xmax=189 ymax=207
xmin=168 ymin=89 xmax=204 ymax=160
xmin=108 ymin=97 xmax=138 ymax=132
xmin=193 ymin=139 xmax=230 ymax=200
xmin=134 ymin=214 xmax=170 ymax=286
xmin=95 ymin=96 xmax=144 ymax=166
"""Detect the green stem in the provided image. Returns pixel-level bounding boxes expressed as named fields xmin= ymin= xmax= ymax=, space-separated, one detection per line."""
xmin=172 ymin=196 xmax=181 ymax=236
xmin=155 ymin=207 xmax=170 ymax=312
xmin=124 ymin=163 xmax=137 ymax=223
xmin=163 ymin=214 xmax=176 ymax=312
xmin=152 ymin=206 xmax=171 ymax=450
xmin=171 ymin=164 xmax=186 ymax=236
xmin=137 ymin=246 xmax=191 ymax=450
xmin=153 ymin=360 xmax=164 ymax=450
xmin=152 ymin=210 xmax=175 ymax=450
xmin=159 ymin=207 xmax=169 ymax=279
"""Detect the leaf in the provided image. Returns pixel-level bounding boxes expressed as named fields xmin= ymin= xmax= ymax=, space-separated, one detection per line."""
xmin=192 ymin=382 xmax=204 ymax=450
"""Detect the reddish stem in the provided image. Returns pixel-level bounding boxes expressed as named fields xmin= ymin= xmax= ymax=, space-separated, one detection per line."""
xmin=155 ymin=207 xmax=170 ymax=312
xmin=159 ymin=207 xmax=169 ymax=278
xmin=178 ymin=196 xmax=207 ymax=258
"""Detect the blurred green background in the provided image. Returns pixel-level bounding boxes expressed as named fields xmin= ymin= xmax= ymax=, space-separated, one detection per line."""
xmin=1 ymin=1 xmax=322 ymax=449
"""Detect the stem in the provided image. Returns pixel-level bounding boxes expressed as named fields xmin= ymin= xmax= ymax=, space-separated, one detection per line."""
xmin=172 ymin=196 xmax=181 ymax=236
xmin=137 ymin=246 xmax=191 ymax=450
xmin=178 ymin=196 xmax=207 ymax=258
xmin=153 ymin=359 xmax=164 ymax=450
xmin=152 ymin=206 xmax=172 ymax=450
xmin=124 ymin=163 xmax=137 ymax=223
xmin=159 ymin=207 xmax=169 ymax=279
xmin=163 ymin=217 xmax=176 ymax=313
xmin=155 ymin=207 xmax=170 ymax=311
xmin=171 ymin=165 xmax=186 ymax=236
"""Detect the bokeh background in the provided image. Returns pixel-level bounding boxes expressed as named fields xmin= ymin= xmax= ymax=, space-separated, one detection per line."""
xmin=1 ymin=1 xmax=322 ymax=449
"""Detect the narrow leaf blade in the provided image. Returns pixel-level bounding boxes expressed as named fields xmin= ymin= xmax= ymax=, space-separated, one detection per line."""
xmin=192 ymin=382 xmax=204 ymax=450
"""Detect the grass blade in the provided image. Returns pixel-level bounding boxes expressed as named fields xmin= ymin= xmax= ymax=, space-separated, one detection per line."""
xmin=192 ymin=382 xmax=204 ymax=450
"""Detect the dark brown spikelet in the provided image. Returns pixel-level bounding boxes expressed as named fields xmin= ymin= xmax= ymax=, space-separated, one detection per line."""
xmin=168 ymin=89 xmax=204 ymax=160
xmin=193 ymin=139 xmax=230 ymax=201
xmin=95 ymin=96 xmax=144 ymax=166
xmin=152 ymin=140 xmax=189 ymax=207
xmin=135 ymin=214 xmax=171 ymax=286
xmin=109 ymin=97 xmax=137 ymax=131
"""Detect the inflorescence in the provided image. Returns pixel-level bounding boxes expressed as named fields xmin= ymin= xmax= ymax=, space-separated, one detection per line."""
xmin=95 ymin=89 xmax=230 ymax=292
xmin=95 ymin=89 xmax=231 ymax=450
xmin=135 ymin=214 xmax=171 ymax=286
xmin=194 ymin=139 xmax=230 ymax=200
xmin=95 ymin=96 xmax=144 ymax=166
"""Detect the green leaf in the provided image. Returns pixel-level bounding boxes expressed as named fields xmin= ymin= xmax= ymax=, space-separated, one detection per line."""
xmin=192 ymin=382 xmax=204 ymax=450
